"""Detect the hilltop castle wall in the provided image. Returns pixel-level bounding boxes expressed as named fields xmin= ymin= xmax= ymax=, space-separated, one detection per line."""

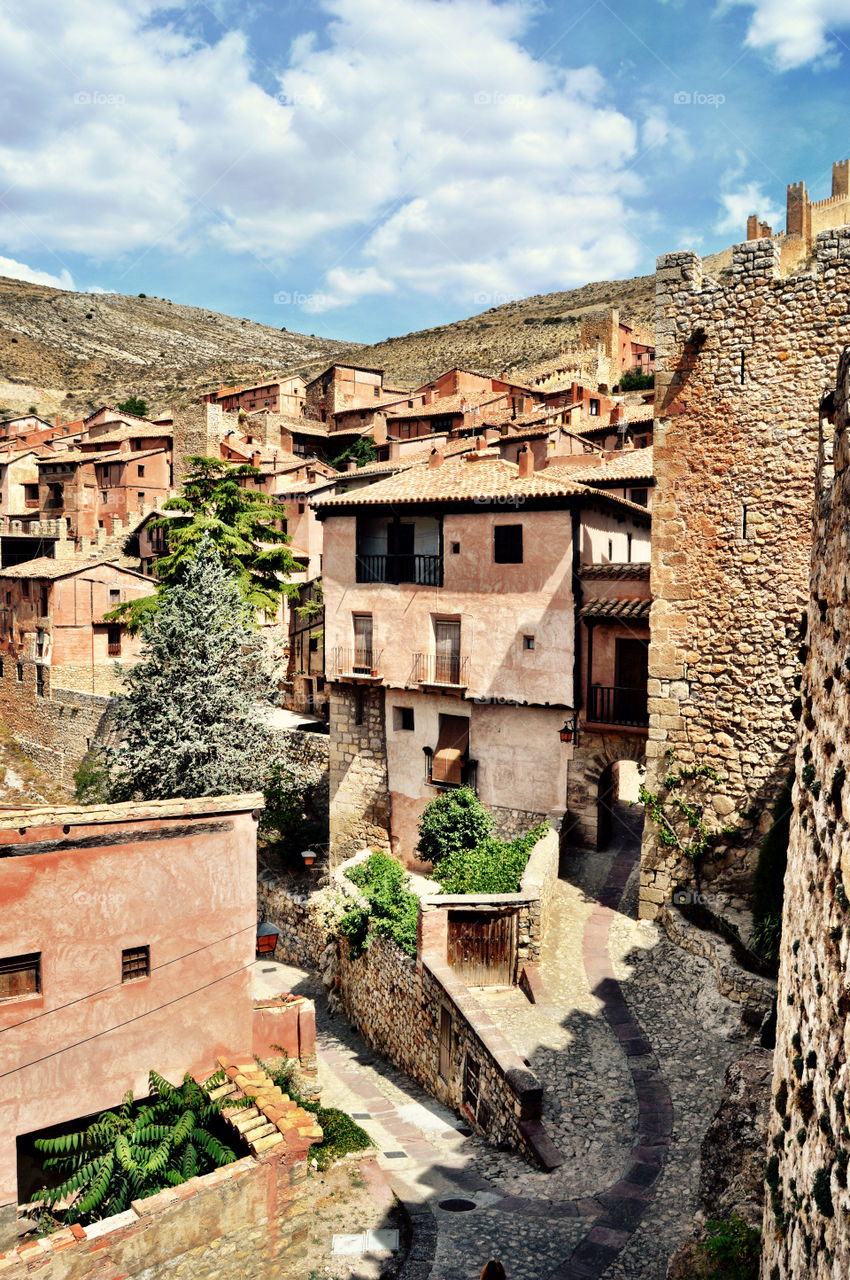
xmin=762 ymin=350 xmax=850 ymax=1279
xmin=640 ymin=229 xmax=850 ymax=918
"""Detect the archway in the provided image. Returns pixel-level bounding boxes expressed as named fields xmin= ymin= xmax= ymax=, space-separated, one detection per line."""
xmin=564 ymin=729 xmax=647 ymax=851
xmin=596 ymin=759 xmax=644 ymax=851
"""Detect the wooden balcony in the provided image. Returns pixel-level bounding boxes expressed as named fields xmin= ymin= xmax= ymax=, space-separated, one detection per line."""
xmin=586 ymin=684 xmax=648 ymax=728
xmin=356 ymin=553 xmax=443 ymax=586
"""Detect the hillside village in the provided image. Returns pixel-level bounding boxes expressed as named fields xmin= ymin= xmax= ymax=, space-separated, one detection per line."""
xmin=2 ymin=158 xmax=850 ymax=1280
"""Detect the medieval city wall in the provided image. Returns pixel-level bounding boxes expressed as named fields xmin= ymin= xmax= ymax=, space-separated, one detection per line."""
xmin=0 ymin=671 xmax=116 ymax=786
xmin=763 ymin=350 xmax=850 ymax=1278
xmin=640 ymin=228 xmax=850 ymax=919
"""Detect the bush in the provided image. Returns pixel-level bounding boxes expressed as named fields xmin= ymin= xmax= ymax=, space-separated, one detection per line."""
xmin=618 ymin=369 xmax=654 ymax=391
xmin=342 ymin=851 xmax=419 ymax=957
xmin=696 ymin=1214 xmax=761 ymax=1279
xmin=417 ymin=787 xmax=494 ymax=865
xmin=263 ymin=1053 xmax=372 ymax=1170
xmin=432 ymin=823 xmax=548 ymax=894
xmin=73 ymin=752 xmax=110 ymax=804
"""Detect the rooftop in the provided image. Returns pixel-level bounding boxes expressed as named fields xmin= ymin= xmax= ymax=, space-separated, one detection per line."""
xmin=0 ymin=791 xmax=265 ymax=835
xmin=384 ymin=392 xmax=506 ymax=420
xmin=580 ymin=597 xmax=651 ymax=621
xmin=546 ymin=447 xmax=654 ymax=485
xmin=579 ymin=563 xmax=651 ymax=580
xmin=0 ymin=553 xmax=151 ymax=581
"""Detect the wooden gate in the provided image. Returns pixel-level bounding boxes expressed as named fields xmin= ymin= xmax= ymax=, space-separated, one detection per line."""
xmin=447 ymin=909 xmax=517 ymax=986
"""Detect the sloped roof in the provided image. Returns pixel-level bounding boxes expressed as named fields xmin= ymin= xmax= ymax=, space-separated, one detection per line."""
xmin=91 ymin=448 xmax=170 ymax=467
xmin=579 ymin=563 xmax=651 ymax=580
xmin=546 ymin=447 xmax=654 ymax=486
xmin=580 ymin=597 xmax=651 ymax=621
xmin=313 ymin=452 xmax=649 ymax=516
xmin=78 ymin=424 xmax=173 ymax=447
xmin=384 ymin=392 xmax=506 ymax=420
xmin=0 ymin=553 xmax=151 ymax=581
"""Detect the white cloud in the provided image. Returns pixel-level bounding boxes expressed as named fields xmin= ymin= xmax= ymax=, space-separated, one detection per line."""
xmin=0 ymin=0 xmax=645 ymax=309
xmin=730 ymin=0 xmax=850 ymax=68
xmin=714 ymin=180 xmax=783 ymax=236
xmin=0 ymin=255 xmax=74 ymax=289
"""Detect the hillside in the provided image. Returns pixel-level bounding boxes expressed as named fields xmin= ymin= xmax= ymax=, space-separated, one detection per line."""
xmin=0 ymin=247 xmax=732 ymax=416
xmin=0 ymin=276 xmax=357 ymax=420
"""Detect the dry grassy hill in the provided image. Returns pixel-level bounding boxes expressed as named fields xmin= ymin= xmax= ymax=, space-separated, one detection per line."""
xmin=0 ymin=248 xmax=732 ymax=416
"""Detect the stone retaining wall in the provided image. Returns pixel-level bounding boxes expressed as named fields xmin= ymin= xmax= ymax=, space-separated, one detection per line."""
xmin=0 ymin=683 xmax=117 ymax=785
xmin=659 ymin=904 xmax=776 ymax=1025
xmin=0 ymin=1148 xmax=312 ymax=1280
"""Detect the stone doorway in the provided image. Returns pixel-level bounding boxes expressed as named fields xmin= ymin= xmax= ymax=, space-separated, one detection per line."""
xmin=563 ymin=729 xmax=647 ymax=850
xmin=596 ymin=759 xmax=644 ymax=850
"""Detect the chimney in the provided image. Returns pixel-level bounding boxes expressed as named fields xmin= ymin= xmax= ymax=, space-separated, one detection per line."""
xmin=428 ymin=447 xmax=444 ymax=469
xmin=475 ymin=435 xmax=486 ymax=452
xmin=518 ymin=444 xmax=534 ymax=478
xmin=610 ymin=404 xmax=624 ymax=424
xmin=346 ymin=460 xmax=358 ymax=473
xmin=252 ymin=451 xmax=261 ymax=467
xmin=388 ymin=439 xmax=400 ymax=460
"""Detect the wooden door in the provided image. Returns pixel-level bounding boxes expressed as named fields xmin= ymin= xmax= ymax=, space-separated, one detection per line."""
xmin=447 ymin=910 xmax=517 ymax=986
xmin=615 ymin=638 xmax=648 ymax=688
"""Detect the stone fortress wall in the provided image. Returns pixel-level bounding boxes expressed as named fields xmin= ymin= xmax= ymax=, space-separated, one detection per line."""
xmin=762 ymin=350 xmax=850 ymax=1278
xmin=640 ymin=227 xmax=850 ymax=919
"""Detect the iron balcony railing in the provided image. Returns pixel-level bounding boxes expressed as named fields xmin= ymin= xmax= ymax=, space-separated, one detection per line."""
xmin=356 ymin=553 xmax=443 ymax=586
xmin=412 ymin=653 xmax=470 ymax=687
xmin=328 ymin=646 xmax=383 ymax=678
xmin=587 ymin=684 xmax=648 ymax=727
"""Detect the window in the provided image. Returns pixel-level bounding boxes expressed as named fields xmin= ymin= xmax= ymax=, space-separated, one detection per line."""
xmin=0 ymin=953 xmax=40 ymax=1001
xmin=494 ymin=524 xmax=523 ymax=564
xmin=109 ymin=589 xmax=120 ymax=605
xmin=607 ymin=539 xmax=613 ymax=560
xmin=137 ymin=492 xmax=145 ymax=504
xmin=137 ymin=465 xmax=145 ymax=477
xmin=374 ymin=386 xmax=381 ymax=397
xmin=36 ymin=666 xmax=44 ymax=698
xmin=297 ymin=501 xmax=305 ymax=514
xmin=36 ymin=628 xmax=44 ymax=657
xmin=630 ymin=488 xmax=648 ymax=507
xmin=309 ymin=635 xmax=319 ymax=652
xmin=627 ymin=533 xmax=633 ymax=563
xmin=394 ymin=706 xmax=415 ymax=731
xmin=589 ymin=399 xmax=600 ymax=415
xmin=431 ymin=714 xmax=469 ymax=786
xmin=524 ymin=635 xmax=535 ymax=650
xmin=107 ymin=624 xmax=121 ymax=656
xmin=16 ymin=662 xmax=23 ymax=682
xmin=451 ymin=541 xmax=460 ymax=554
xmin=353 ymin=613 xmax=373 ymax=673
xmin=101 ymin=491 xmax=108 ymax=503
xmin=40 ymin=588 xmax=48 ymax=616
xmin=121 ymin=945 xmax=150 ymax=982
xmin=21 ymin=582 xmax=29 ymax=599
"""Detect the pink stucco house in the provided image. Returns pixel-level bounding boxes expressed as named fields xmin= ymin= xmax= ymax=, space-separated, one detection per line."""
xmin=0 ymin=793 xmax=262 ymax=1247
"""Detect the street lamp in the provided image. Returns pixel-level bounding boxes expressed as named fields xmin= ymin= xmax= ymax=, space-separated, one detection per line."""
xmin=559 ymin=715 xmax=579 ymax=745
xmin=301 ymin=849 xmax=317 ymax=867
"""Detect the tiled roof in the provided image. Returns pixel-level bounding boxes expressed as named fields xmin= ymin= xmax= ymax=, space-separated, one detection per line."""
xmin=623 ymin=404 xmax=655 ymax=423
xmin=579 ymin=563 xmax=651 ymax=580
xmin=384 ymin=392 xmax=506 ymax=420
xmin=546 ymin=447 xmax=654 ymax=485
xmin=83 ymin=406 xmax=154 ymax=426
xmin=580 ymin=597 xmax=651 ymax=621
xmin=91 ymin=448 xmax=169 ymax=466
xmin=0 ymin=553 xmax=151 ymax=581
xmin=78 ymin=425 xmax=173 ymax=447
xmin=314 ymin=452 xmax=642 ymax=510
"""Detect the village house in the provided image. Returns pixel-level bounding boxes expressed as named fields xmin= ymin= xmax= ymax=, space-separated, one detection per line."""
xmin=201 ymin=373 xmax=307 ymax=417
xmin=314 ymin=445 xmax=651 ymax=865
xmin=304 ymin=363 xmax=408 ymax=424
xmin=0 ymin=793 xmax=261 ymax=1251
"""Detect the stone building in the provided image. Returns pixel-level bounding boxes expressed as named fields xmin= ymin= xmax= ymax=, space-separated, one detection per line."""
xmin=762 ymin=352 xmax=850 ymax=1278
xmin=640 ymin=228 xmax=850 ymax=919
xmin=747 ymin=158 xmax=850 ymax=273
xmin=314 ymin=445 xmax=650 ymax=865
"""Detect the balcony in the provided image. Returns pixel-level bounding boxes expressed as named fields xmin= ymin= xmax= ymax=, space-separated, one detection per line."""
xmin=586 ymin=684 xmax=648 ymax=728
xmin=356 ymin=553 xmax=443 ymax=586
xmin=328 ymin=646 xmax=383 ymax=680
xmin=412 ymin=653 xmax=470 ymax=687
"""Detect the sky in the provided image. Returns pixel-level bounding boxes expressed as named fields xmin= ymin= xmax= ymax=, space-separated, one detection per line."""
xmin=1 ymin=0 xmax=850 ymax=343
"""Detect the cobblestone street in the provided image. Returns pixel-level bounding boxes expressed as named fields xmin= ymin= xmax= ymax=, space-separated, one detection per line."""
xmin=266 ymin=805 xmax=750 ymax=1280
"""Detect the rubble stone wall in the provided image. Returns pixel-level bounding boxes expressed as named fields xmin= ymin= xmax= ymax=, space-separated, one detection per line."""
xmin=0 ymin=1150 xmax=312 ymax=1280
xmin=328 ymin=684 xmax=390 ymax=866
xmin=763 ymin=348 xmax=850 ymax=1278
xmin=641 ymin=230 xmax=850 ymax=918
xmin=0 ymin=677 xmax=116 ymax=785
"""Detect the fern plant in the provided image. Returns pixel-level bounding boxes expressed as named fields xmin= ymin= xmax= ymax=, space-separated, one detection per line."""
xmin=30 ymin=1069 xmax=243 ymax=1226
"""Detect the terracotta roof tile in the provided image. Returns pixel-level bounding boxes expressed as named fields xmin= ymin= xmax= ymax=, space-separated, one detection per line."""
xmin=580 ymin=597 xmax=651 ymax=620
xmin=384 ymin=392 xmax=506 ymax=420
xmin=0 ymin=554 xmax=150 ymax=581
xmin=546 ymin=447 xmax=654 ymax=485
xmin=579 ymin=563 xmax=651 ymax=580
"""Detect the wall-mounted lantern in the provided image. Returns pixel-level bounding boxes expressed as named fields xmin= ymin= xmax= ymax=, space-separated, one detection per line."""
xmin=559 ymin=715 xmax=579 ymax=746
xmin=301 ymin=849 xmax=317 ymax=867
xmin=256 ymin=920 xmax=280 ymax=958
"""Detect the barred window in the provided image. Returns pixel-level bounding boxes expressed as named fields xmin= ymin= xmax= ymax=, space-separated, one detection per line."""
xmin=121 ymin=945 xmax=150 ymax=982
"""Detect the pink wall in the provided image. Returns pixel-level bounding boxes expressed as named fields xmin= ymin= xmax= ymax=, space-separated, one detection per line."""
xmin=0 ymin=794 xmax=261 ymax=1213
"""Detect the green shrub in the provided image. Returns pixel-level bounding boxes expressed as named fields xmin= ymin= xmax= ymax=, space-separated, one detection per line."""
xmin=432 ymin=823 xmax=548 ymax=894
xmin=618 ymin=369 xmax=654 ymax=392
xmin=262 ymin=1054 xmax=372 ymax=1171
xmin=342 ymin=851 xmax=419 ymax=958
xmin=417 ymin=787 xmax=494 ymax=865
xmin=697 ymin=1213 xmax=761 ymax=1279
xmin=73 ymin=752 xmax=110 ymax=804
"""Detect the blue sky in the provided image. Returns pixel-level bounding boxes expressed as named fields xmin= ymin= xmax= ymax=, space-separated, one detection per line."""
xmin=1 ymin=0 xmax=850 ymax=343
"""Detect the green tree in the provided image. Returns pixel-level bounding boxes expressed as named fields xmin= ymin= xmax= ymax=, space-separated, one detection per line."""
xmin=331 ymin=437 xmax=378 ymax=470
xmin=112 ymin=456 xmax=302 ymax=629
xmin=417 ymin=786 xmax=494 ymax=865
xmin=115 ymin=395 xmax=149 ymax=417
xmin=103 ymin=537 xmax=277 ymax=801
xmin=30 ymin=1070 xmax=241 ymax=1227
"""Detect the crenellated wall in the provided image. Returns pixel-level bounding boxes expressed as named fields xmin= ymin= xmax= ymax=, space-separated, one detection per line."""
xmin=640 ymin=229 xmax=850 ymax=919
